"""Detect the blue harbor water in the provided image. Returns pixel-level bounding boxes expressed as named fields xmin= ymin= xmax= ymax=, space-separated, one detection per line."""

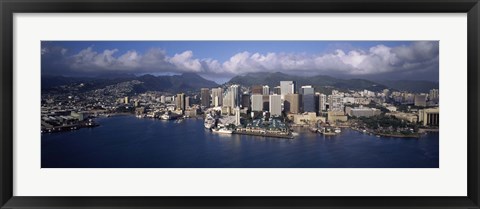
xmin=41 ymin=115 xmax=439 ymax=168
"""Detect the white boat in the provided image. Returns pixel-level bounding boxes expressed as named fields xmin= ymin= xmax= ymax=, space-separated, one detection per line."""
xmin=212 ymin=128 xmax=233 ymax=134
xmin=204 ymin=114 xmax=216 ymax=129
xmin=161 ymin=112 xmax=171 ymax=120
xmin=334 ymin=128 xmax=341 ymax=133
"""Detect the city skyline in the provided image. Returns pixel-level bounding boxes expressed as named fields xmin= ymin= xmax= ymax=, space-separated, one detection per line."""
xmin=41 ymin=41 xmax=440 ymax=168
xmin=41 ymin=41 xmax=439 ymax=83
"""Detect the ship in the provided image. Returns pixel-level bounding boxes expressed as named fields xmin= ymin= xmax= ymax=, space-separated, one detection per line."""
xmin=212 ymin=127 xmax=233 ymax=134
xmin=204 ymin=114 xmax=216 ymax=129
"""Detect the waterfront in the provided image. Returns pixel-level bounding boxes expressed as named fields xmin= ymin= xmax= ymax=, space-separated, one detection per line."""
xmin=41 ymin=116 xmax=439 ymax=168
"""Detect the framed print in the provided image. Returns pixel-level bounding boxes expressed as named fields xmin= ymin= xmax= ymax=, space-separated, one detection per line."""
xmin=1 ymin=0 xmax=479 ymax=208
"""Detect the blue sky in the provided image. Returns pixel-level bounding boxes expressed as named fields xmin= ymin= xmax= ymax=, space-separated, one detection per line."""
xmin=41 ymin=41 xmax=439 ymax=83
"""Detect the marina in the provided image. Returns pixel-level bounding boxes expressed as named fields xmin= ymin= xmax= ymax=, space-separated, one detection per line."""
xmin=42 ymin=115 xmax=439 ymax=168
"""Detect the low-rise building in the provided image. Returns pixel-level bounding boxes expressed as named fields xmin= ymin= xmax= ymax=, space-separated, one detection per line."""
xmin=419 ymin=107 xmax=439 ymax=126
xmin=327 ymin=111 xmax=348 ymax=123
xmin=288 ymin=112 xmax=326 ymax=125
xmin=346 ymin=106 xmax=381 ymax=117
xmin=387 ymin=112 xmax=418 ymax=123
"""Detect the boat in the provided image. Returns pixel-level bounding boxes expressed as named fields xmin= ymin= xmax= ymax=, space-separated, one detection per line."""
xmin=334 ymin=127 xmax=341 ymax=133
xmin=212 ymin=128 xmax=233 ymax=134
xmin=204 ymin=114 xmax=216 ymax=129
xmin=161 ymin=112 xmax=171 ymax=120
xmin=322 ymin=132 xmax=337 ymax=136
xmin=319 ymin=126 xmax=339 ymax=136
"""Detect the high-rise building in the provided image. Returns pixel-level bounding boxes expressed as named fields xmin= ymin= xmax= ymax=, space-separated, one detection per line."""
xmin=251 ymin=95 xmax=264 ymax=112
xmin=284 ymin=94 xmax=301 ymax=114
xmin=185 ymin=96 xmax=190 ymax=108
xmin=280 ymin=81 xmax=295 ymax=99
xmin=269 ymin=95 xmax=282 ymax=116
xmin=234 ymin=107 xmax=241 ymax=126
xmin=414 ymin=94 xmax=427 ymax=107
xmin=303 ymin=94 xmax=315 ymax=112
xmin=229 ymin=85 xmax=241 ymax=108
xmin=429 ymin=89 xmax=439 ymax=103
xmin=319 ymin=93 xmax=327 ymax=112
xmin=300 ymin=85 xmax=314 ymax=95
xmin=124 ymin=96 xmax=129 ymax=104
xmin=241 ymin=94 xmax=251 ymax=108
xmin=176 ymin=93 xmax=186 ymax=111
xmin=300 ymin=86 xmax=315 ymax=112
xmin=200 ymin=88 xmax=210 ymax=107
xmin=160 ymin=95 xmax=165 ymax=104
xmin=211 ymin=88 xmax=223 ymax=107
xmin=262 ymin=85 xmax=270 ymax=95
xmin=223 ymin=91 xmax=232 ymax=108
xmin=314 ymin=93 xmax=320 ymax=113
xmin=251 ymin=85 xmax=263 ymax=95
xmin=328 ymin=95 xmax=344 ymax=112
xmin=273 ymin=86 xmax=281 ymax=95
xmin=263 ymin=95 xmax=270 ymax=111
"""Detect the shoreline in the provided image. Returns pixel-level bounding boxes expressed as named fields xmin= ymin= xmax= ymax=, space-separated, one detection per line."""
xmin=350 ymin=127 xmax=421 ymax=138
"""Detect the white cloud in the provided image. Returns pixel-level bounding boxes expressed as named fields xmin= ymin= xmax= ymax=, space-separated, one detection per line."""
xmin=43 ymin=41 xmax=439 ymax=79
xmin=170 ymin=51 xmax=202 ymax=72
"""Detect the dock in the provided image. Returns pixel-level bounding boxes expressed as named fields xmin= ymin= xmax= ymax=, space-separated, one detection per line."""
xmin=233 ymin=130 xmax=294 ymax=139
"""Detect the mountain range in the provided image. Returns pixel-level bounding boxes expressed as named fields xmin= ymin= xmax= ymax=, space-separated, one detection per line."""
xmin=42 ymin=73 xmax=219 ymax=94
xmin=227 ymin=72 xmax=388 ymax=93
xmin=42 ymin=72 xmax=438 ymax=94
xmin=227 ymin=72 xmax=438 ymax=93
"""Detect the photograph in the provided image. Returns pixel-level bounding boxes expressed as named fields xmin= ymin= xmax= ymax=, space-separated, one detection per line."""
xmin=40 ymin=41 xmax=440 ymax=168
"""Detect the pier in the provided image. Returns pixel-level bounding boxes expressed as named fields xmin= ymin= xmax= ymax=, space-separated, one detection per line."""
xmin=233 ymin=130 xmax=294 ymax=139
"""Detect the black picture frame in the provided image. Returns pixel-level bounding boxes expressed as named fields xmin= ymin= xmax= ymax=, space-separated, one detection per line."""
xmin=1 ymin=0 xmax=479 ymax=208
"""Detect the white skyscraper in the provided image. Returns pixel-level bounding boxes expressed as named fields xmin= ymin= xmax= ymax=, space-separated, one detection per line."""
xmin=269 ymin=94 xmax=282 ymax=116
xmin=262 ymin=85 xmax=270 ymax=95
xmin=280 ymin=81 xmax=295 ymax=99
xmin=223 ymin=91 xmax=232 ymax=108
xmin=211 ymin=87 xmax=223 ymax=107
xmin=235 ymin=107 xmax=241 ymax=126
xmin=251 ymin=95 xmax=264 ymax=112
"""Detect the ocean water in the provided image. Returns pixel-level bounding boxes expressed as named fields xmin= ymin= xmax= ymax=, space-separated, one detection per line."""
xmin=41 ymin=115 xmax=439 ymax=168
